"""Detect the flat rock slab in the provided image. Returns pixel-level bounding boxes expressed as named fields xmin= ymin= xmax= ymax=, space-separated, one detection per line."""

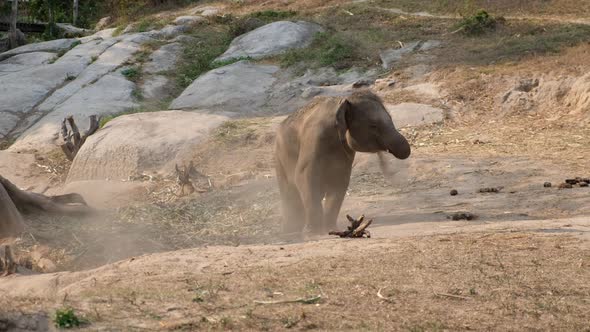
xmin=0 ymin=38 xmax=78 ymax=61
xmin=170 ymin=61 xmax=279 ymax=114
xmin=380 ymin=40 xmax=442 ymax=69
xmin=386 ymin=103 xmax=444 ymax=128
xmin=0 ymin=52 xmax=56 ymax=75
xmin=215 ymin=21 xmax=323 ymax=62
xmin=174 ymin=16 xmax=206 ymax=26
xmin=142 ymin=75 xmax=170 ymax=99
xmin=10 ymin=72 xmax=138 ymax=153
xmin=67 ymin=111 xmax=229 ymax=182
xmin=143 ymin=43 xmax=183 ymax=74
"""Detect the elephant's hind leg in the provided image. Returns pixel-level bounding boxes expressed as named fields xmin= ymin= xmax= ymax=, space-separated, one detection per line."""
xmin=276 ymin=166 xmax=305 ymax=234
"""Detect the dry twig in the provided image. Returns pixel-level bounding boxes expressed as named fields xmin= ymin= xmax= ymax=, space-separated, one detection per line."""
xmin=254 ymin=294 xmax=322 ymax=305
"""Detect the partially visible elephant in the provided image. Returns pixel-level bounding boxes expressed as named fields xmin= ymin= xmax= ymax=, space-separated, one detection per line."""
xmin=274 ymin=90 xmax=411 ymax=234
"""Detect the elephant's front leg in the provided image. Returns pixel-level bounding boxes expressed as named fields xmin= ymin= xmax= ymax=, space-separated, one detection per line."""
xmin=295 ymin=166 xmax=325 ymax=233
xmin=323 ymin=173 xmax=351 ymax=232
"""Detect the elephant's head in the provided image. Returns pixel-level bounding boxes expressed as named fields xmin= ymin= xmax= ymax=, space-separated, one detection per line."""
xmin=335 ymin=90 xmax=411 ymax=159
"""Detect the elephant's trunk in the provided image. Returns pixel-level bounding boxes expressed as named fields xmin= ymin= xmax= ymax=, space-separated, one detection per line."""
xmin=385 ymin=131 xmax=411 ymax=160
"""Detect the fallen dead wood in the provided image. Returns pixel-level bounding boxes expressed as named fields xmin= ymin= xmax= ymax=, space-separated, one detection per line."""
xmin=0 ymin=175 xmax=93 ymax=241
xmin=254 ymin=295 xmax=322 ymax=305
xmin=175 ymin=162 xmax=196 ymax=196
xmin=59 ymin=115 xmax=100 ymax=161
xmin=329 ymin=214 xmax=372 ymax=238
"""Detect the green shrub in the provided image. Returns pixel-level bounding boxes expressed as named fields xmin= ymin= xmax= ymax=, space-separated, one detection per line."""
xmin=251 ymin=10 xmax=297 ymax=22
xmin=54 ymin=307 xmax=83 ymax=329
xmin=121 ymin=66 xmax=141 ymax=82
xmin=458 ymin=10 xmax=497 ymax=35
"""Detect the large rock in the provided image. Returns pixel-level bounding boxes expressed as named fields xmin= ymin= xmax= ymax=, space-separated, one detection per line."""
xmin=55 ymin=23 xmax=94 ymax=38
xmin=379 ymin=40 xmax=442 ymax=69
xmin=37 ymin=38 xmax=138 ymax=113
xmin=215 ymin=21 xmax=323 ymax=62
xmin=67 ymin=111 xmax=229 ymax=182
xmin=174 ymin=16 xmax=206 ymax=26
xmin=0 ymin=38 xmax=78 ymax=61
xmin=141 ymin=75 xmax=170 ymax=99
xmin=170 ymin=61 xmax=279 ymax=113
xmin=386 ymin=103 xmax=444 ymax=128
xmin=0 ymin=52 xmax=56 ymax=76
xmin=143 ymin=43 xmax=182 ymax=74
xmin=10 ymin=71 xmax=139 ymax=153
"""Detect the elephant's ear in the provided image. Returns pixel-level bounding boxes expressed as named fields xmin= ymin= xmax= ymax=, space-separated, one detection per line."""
xmin=335 ymin=98 xmax=350 ymax=147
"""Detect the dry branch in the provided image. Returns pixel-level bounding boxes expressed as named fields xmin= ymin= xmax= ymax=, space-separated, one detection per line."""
xmin=254 ymin=294 xmax=322 ymax=305
xmin=329 ymin=214 xmax=372 ymax=238
xmin=59 ymin=115 xmax=100 ymax=161
xmin=175 ymin=162 xmax=196 ymax=196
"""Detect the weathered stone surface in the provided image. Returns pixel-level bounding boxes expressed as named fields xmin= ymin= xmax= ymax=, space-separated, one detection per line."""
xmin=0 ymin=38 xmax=78 ymax=61
xmin=191 ymin=6 xmax=221 ymax=16
xmin=143 ymin=43 xmax=182 ymax=74
xmin=37 ymin=38 xmax=138 ymax=113
xmin=10 ymin=72 xmax=138 ymax=152
xmin=95 ymin=17 xmax=112 ymax=31
xmin=155 ymin=25 xmax=190 ymax=39
xmin=171 ymin=61 xmax=279 ymax=113
xmin=141 ymin=75 xmax=170 ymax=99
xmin=0 ymin=112 xmax=19 ymax=138
xmin=67 ymin=111 xmax=229 ymax=182
xmin=386 ymin=103 xmax=444 ymax=128
xmin=174 ymin=16 xmax=206 ymax=26
xmin=380 ymin=40 xmax=442 ymax=69
xmin=55 ymin=23 xmax=94 ymax=38
xmin=0 ymin=52 xmax=56 ymax=76
xmin=215 ymin=21 xmax=323 ymax=62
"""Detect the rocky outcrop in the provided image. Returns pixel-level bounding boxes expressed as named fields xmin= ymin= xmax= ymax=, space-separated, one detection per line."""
xmin=385 ymin=103 xmax=444 ymax=128
xmin=67 ymin=111 xmax=229 ymax=182
xmin=143 ymin=43 xmax=183 ymax=74
xmin=380 ymin=40 xmax=442 ymax=69
xmin=215 ymin=21 xmax=323 ymax=62
xmin=170 ymin=61 xmax=280 ymax=113
xmin=174 ymin=16 xmax=206 ymax=26
xmin=0 ymin=38 xmax=78 ymax=61
xmin=0 ymin=52 xmax=56 ymax=76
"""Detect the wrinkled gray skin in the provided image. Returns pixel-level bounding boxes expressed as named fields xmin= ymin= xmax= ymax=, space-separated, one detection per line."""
xmin=274 ymin=90 xmax=411 ymax=234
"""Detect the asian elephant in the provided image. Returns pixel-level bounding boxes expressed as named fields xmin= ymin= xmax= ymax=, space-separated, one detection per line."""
xmin=274 ymin=90 xmax=411 ymax=234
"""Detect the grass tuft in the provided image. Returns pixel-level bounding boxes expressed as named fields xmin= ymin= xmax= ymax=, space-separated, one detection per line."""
xmin=54 ymin=307 xmax=84 ymax=329
xmin=457 ymin=9 xmax=498 ymax=35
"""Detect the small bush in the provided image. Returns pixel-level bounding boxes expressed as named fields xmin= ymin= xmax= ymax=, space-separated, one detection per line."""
xmin=458 ymin=10 xmax=497 ymax=35
xmin=121 ymin=66 xmax=141 ymax=82
xmin=251 ymin=10 xmax=297 ymax=22
xmin=228 ymin=16 xmax=265 ymax=37
xmin=54 ymin=307 xmax=83 ymax=329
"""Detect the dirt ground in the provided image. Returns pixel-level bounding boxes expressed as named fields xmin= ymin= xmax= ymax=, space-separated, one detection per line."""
xmin=2 ymin=1 xmax=590 ymax=331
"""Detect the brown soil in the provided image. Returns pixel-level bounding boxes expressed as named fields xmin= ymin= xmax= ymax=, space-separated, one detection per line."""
xmin=2 ymin=2 xmax=590 ymax=331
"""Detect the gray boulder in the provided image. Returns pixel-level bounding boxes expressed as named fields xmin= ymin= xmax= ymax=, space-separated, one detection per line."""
xmin=0 ymin=52 xmax=56 ymax=76
xmin=215 ymin=21 xmax=323 ymax=62
xmin=170 ymin=61 xmax=279 ymax=114
xmin=143 ymin=43 xmax=182 ymax=74
xmin=66 ymin=111 xmax=229 ymax=182
xmin=141 ymin=75 xmax=170 ymax=99
xmin=386 ymin=103 xmax=444 ymax=128
xmin=10 ymin=71 xmax=138 ymax=153
xmin=174 ymin=16 xmax=206 ymax=26
xmin=55 ymin=23 xmax=94 ymax=38
xmin=0 ymin=38 xmax=78 ymax=61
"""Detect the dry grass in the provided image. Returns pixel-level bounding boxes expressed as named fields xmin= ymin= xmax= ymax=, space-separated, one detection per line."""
xmin=15 ymin=231 xmax=589 ymax=331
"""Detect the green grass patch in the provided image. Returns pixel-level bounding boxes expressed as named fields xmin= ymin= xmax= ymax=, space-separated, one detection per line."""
xmin=175 ymin=26 xmax=233 ymax=88
xmin=99 ymin=108 xmax=155 ymax=128
xmin=280 ymin=32 xmax=356 ymax=70
xmin=250 ymin=10 xmax=297 ymax=22
xmin=54 ymin=307 xmax=84 ymax=329
xmin=121 ymin=66 xmax=141 ymax=82
xmin=457 ymin=10 xmax=498 ymax=35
